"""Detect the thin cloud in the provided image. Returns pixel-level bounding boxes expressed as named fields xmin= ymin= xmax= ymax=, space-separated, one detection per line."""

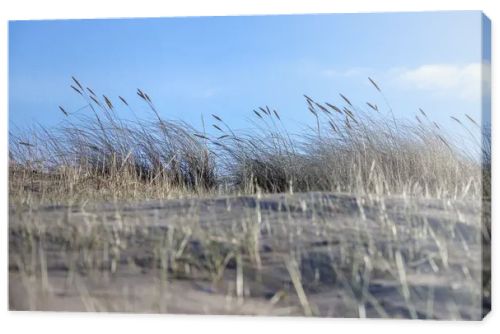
xmin=322 ymin=63 xmax=491 ymax=102
xmin=397 ymin=63 xmax=490 ymax=101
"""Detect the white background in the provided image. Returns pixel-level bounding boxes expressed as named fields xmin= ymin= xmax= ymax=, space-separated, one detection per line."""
xmin=0 ymin=0 xmax=497 ymax=333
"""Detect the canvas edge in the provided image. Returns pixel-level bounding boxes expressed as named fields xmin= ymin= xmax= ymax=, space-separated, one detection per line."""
xmin=480 ymin=11 xmax=492 ymax=320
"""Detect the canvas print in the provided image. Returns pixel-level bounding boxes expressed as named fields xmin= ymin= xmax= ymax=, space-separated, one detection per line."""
xmin=8 ymin=11 xmax=491 ymax=319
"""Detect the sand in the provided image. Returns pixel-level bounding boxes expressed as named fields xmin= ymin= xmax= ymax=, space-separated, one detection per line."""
xmin=9 ymin=192 xmax=489 ymax=319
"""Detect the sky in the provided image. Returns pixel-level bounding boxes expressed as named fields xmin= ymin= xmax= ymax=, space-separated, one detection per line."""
xmin=9 ymin=11 xmax=490 ymax=150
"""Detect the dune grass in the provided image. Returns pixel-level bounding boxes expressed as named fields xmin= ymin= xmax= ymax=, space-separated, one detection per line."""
xmin=9 ymin=77 xmax=487 ymax=203
xmin=8 ymin=77 xmax=490 ymax=318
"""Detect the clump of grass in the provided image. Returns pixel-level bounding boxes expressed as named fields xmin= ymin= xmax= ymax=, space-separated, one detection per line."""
xmin=212 ymin=78 xmax=483 ymax=198
xmin=211 ymin=109 xmax=303 ymax=193
xmin=9 ymin=77 xmax=487 ymax=203
xmin=10 ymin=77 xmax=218 ymax=202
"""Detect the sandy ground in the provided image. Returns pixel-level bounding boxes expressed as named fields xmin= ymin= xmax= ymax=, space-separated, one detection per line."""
xmin=9 ymin=192 xmax=489 ymax=319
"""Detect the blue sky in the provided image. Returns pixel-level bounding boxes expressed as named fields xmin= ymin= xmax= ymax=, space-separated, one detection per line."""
xmin=9 ymin=11 xmax=490 ymax=147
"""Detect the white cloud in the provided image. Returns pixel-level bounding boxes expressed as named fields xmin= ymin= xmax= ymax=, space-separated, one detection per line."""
xmin=320 ymin=63 xmax=491 ymax=103
xmin=397 ymin=63 xmax=490 ymax=101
